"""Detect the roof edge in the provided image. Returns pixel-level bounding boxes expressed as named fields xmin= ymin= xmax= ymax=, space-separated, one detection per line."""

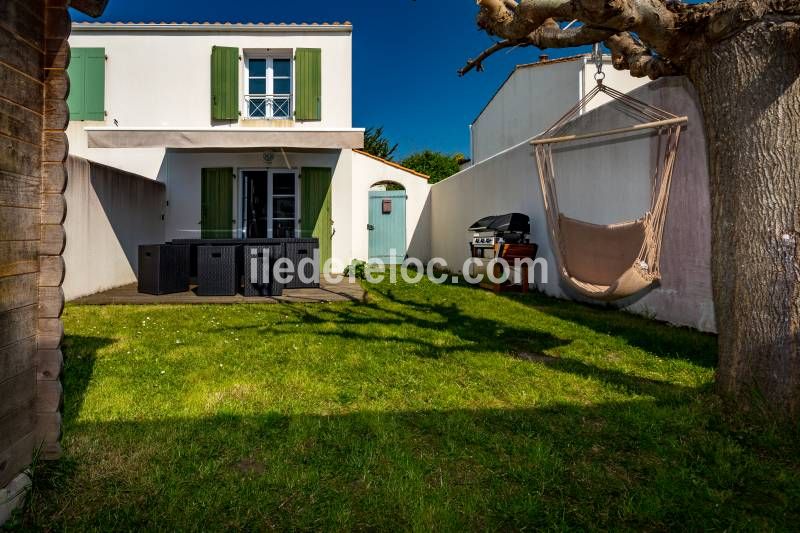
xmin=71 ymin=21 xmax=353 ymax=33
xmin=353 ymin=150 xmax=430 ymax=181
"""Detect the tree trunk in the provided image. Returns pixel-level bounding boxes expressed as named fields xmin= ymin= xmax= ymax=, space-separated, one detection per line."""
xmin=688 ymin=22 xmax=800 ymax=418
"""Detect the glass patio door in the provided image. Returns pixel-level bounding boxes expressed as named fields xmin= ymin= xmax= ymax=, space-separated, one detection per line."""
xmin=243 ymin=170 xmax=269 ymax=238
xmin=270 ymin=172 xmax=297 ymax=238
xmin=243 ymin=170 xmax=299 ymax=239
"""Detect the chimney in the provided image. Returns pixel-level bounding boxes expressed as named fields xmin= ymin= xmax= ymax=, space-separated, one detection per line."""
xmin=539 ymin=54 xmax=549 ymax=62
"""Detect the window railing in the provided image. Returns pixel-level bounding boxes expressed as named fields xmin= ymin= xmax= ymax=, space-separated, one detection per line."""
xmin=245 ymin=94 xmax=292 ymax=119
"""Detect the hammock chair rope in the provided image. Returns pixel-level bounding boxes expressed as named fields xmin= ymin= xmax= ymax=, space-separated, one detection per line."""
xmin=531 ymin=81 xmax=686 ymax=301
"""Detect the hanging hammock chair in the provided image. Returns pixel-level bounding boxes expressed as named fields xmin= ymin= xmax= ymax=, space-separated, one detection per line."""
xmin=531 ymin=80 xmax=687 ymax=302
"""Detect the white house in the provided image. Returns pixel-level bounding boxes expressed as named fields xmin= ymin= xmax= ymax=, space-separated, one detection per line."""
xmin=66 ymin=21 xmax=431 ymax=278
xmin=469 ymin=54 xmax=649 ymax=165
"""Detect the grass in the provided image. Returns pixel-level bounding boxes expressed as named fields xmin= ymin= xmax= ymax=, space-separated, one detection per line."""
xmin=15 ymin=276 xmax=800 ymax=530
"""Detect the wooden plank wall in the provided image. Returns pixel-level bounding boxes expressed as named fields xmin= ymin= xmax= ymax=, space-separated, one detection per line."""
xmin=38 ymin=0 xmax=69 ymax=461
xmin=0 ymin=0 xmax=46 ymax=488
xmin=0 ymin=0 xmax=68 ymax=488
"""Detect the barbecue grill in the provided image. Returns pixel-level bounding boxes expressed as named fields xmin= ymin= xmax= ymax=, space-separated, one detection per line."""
xmin=469 ymin=213 xmax=531 ymax=258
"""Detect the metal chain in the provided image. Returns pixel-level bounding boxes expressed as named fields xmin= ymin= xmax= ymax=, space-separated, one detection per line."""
xmin=592 ymin=43 xmax=605 ymax=83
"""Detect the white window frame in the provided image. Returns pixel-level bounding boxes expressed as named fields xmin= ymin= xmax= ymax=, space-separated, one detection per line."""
xmin=242 ymin=51 xmax=293 ymax=120
xmin=239 ymin=168 xmax=300 ymax=238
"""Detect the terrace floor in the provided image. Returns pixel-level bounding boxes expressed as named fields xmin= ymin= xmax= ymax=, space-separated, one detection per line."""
xmin=72 ymin=278 xmax=365 ymax=305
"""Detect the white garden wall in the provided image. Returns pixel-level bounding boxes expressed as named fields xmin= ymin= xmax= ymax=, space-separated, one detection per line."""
xmin=63 ymin=157 xmax=165 ymax=300
xmin=432 ymin=77 xmax=715 ymax=332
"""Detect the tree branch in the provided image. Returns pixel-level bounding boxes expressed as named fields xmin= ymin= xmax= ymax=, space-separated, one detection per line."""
xmin=476 ymin=0 xmax=574 ymax=39
xmin=605 ymin=32 xmax=681 ymax=79
xmin=459 ymin=18 xmax=619 ymax=76
xmin=468 ymin=0 xmax=687 ymax=79
xmin=529 ymin=19 xmax=616 ymax=48
xmin=459 ymin=37 xmax=530 ymax=76
xmin=466 ymin=0 xmax=800 ymax=80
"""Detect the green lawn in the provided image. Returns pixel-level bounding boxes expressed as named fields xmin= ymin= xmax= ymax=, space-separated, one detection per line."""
xmin=17 ymin=277 xmax=800 ymax=530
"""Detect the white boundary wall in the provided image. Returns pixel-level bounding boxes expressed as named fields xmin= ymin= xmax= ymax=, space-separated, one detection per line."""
xmin=64 ymin=157 xmax=166 ymax=300
xmin=432 ymin=77 xmax=715 ymax=332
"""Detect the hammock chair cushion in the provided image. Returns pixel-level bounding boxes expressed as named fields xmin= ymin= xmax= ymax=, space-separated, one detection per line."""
xmin=558 ymin=215 xmax=652 ymax=301
xmin=558 ymin=214 xmax=645 ymax=287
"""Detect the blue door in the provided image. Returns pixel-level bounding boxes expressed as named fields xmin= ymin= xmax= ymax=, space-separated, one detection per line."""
xmin=368 ymin=190 xmax=406 ymax=264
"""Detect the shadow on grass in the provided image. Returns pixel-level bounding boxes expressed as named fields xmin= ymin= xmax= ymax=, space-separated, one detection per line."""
xmin=497 ymin=289 xmax=719 ymax=368
xmin=25 ymin=401 xmax=800 ymax=531
xmin=215 ymin=293 xmax=572 ymax=361
xmin=35 ymin=287 xmax=793 ymax=530
xmin=60 ymin=335 xmax=113 ymax=426
xmin=205 ymin=282 xmax=711 ymax=402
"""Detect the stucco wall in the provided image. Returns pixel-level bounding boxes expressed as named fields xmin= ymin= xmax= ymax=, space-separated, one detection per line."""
xmin=63 ymin=157 xmax=166 ymax=300
xmin=158 ymin=149 xmax=346 ymax=264
xmin=67 ymin=25 xmax=353 ymax=178
xmin=432 ymin=77 xmax=715 ymax=332
xmin=158 ymin=149 xmax=430 ymax=272
xmin=471 ymin=57 xmax=650 ymax=165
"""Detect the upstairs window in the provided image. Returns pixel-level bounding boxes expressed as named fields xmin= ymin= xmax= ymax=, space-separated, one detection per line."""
xmin=245 ymin=55 xmax=292 ymax=119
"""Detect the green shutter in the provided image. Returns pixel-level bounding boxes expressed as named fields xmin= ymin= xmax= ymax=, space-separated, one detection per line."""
xmin=301 ymin=167 xmax=333 ymax=268
xmin=67 ymin=47 xmax=105 ymax=121
xmin=201 ymin=168 xmax=234 ymax=239
xmin=66 ymin=48 xmax=86 ymax=120
xmin=211 ymin=46 xmax=239 ymax=121
xmin=84 ymin=48 xmax=106 ymax=120
xmin=295 ymin=48 xmax=321 ymax=121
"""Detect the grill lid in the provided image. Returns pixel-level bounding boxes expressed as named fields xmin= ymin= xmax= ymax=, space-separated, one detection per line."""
xmin=468 ymin=213 xmax=530 ymax=234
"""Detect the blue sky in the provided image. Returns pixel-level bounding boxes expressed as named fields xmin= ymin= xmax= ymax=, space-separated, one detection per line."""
xmin=72 ymin=0 xmax=588 ymax=159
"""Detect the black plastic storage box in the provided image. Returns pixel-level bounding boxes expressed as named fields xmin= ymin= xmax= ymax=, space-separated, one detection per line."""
xmin=138 ymin=244 xmax=190 ymax=295
xmin=284 ymin=239 xmax=320 ymax=289
xmin=197 ymin=245 xmax=242 ymax=296
xmin=243 ymin=243 xmax=285 ymax=297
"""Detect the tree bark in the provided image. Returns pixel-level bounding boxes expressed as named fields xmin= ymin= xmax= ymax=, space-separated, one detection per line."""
xmin=688 ymin=21 xmax=800 ymax=418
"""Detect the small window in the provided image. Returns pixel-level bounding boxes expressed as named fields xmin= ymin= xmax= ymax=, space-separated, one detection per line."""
xmin=245 ymin=55 xmax=292 ymax=119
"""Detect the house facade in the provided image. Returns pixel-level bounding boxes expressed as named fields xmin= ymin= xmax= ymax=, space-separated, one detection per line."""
xmin=66 ymin=22 xmax=430 ymax=276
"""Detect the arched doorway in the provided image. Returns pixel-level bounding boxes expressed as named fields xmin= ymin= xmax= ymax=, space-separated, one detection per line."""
xmin=368 ymin=182 xmax=406 ymax=264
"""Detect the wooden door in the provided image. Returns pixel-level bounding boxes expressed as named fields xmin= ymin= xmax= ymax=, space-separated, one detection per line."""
xmin=368 ymin=190 xmax=406 ymax=264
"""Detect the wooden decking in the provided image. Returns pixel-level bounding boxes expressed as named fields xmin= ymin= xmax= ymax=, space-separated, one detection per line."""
xmin=71 ymin=279 xmax=366 ymax=306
